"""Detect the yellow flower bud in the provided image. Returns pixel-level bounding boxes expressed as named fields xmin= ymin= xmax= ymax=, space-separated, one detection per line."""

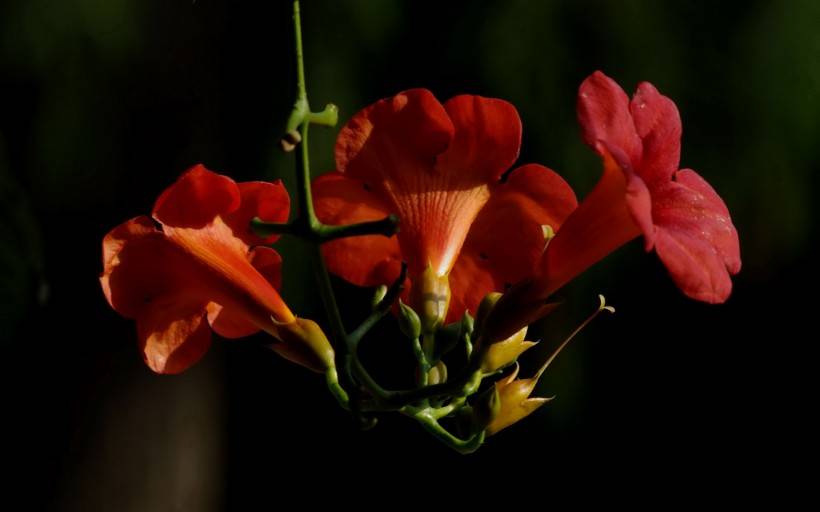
xmin=486 ymin=364 xmax=552 ymax=435
xmin=480 ymin=326 xmax=537 ymax=373
xmin=272 ymin=317 xmax=336 ymax=373
xmin=410 ymin=265 xmax=451 ymax=333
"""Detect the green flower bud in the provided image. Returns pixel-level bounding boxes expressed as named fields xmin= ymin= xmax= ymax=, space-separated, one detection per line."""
xmin=371 ymin=285 xmax=388 ymax=310
xmin=427 ymin=361 xmax=448 ymax=385
xmin=475 ymin=292 xmax=502 ymax=333
xmin=398 ymin=299 xmax=422 ymax=340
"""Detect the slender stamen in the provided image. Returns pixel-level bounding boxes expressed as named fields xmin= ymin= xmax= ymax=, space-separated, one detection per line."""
xmin=534 ymin=294 xmax=615 ymax=380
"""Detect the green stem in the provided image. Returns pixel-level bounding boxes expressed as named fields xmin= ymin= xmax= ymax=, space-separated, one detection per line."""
xmin=383 ymin=339 xmax=489 ymax=405
xmin=285 ymin=0 xmax=398 ymax=407
xmin=307 ymin=104 xmax=339 ymax=126
xmin=412 ymin=337 xmax=430 ymax=387
xmin=293 ymin=1 xmax=306 ymax=101
xmin=325 ymin=368 xmax=350 ymax=410
xmin=285 ymin=0 xmax=308 ymax=131
xmin=349 ymin=334 xmax=489 ymax=410
xmin=315 ymin=214 xmax=399 ymax=241
xmin=348 ymin=312 xmax=384 ymax=349
xmin=284 ymin=0 xmax=357 ymax=416
xmin=296 ymin=123 xmax=319 ymax=229
xmin=251 ymin=214 xmax=399 ymax=243
xmin=412 ymin=410 xmax=485 ymax=454
xmin=305 ymin=154 xmax=393 ymax=403
xmin=350 ymin=356 xmax=391 ymax=401
xmin=429 ymin=397 xmax=466 ymax=420
xmin=312 ymin=241 xmax=346 ymax=348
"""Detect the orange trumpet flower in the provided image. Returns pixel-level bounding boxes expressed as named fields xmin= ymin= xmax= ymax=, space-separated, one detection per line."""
xmin=100 ymin=165 xmax=334 ymax=374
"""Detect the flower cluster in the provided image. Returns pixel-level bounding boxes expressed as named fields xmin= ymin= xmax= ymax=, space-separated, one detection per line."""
xmin=101 ymin=70 xmax=739 ymax=449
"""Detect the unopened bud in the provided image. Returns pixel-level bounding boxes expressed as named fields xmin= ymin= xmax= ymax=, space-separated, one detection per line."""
xmin=486 ymin=364 xmax=552 ymax=435
xmin=461 ymin=311 xmax=474 ymax=335
xmin=475 ymin=292 xmax=502 ymax=332
xmin=397 ymin=299 xmax=422 ymax=340
xmin=410 ymin=266 xmax=451 ymax=333
xmin=480 ymin=326 xmax=536 ymax=373
xmin=272 ymin=317 xmax=335 ymax=372
xmin=371 ymin=285 xmax=388 ymax=310
xmin=427 ymin=360 xmax=448 ymax=385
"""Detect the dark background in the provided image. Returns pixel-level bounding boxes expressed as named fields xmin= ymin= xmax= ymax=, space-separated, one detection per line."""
xmin=1 ymin=0 xmax=815 ymax=508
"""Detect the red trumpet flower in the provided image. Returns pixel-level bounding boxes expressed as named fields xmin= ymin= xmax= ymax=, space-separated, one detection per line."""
xmin=100 ymin=165 xmax=334 ymax=374
xmin=539 ymin=71 xmax=741 ymax=302
xmin=312 ymin=89 xmax=577 ymax=324
xmin=488 ymin=71 xmax=741 ymax=340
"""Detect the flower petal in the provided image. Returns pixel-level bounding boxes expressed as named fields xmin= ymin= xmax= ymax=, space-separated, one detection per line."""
xmin=448 ymin=164 xmax=577 ymax=320
xmin=152 ymin=164 xmax=240 ymax=228
xmin=630 ymin=82 xmax=682 ymax=186
xmin=471 ymin=163 xmax=579 ymax=282
xmin=248 ymin=246 xmax=284 ymax=290
xmin=333 ymin=89 xmax=481 ymax=275
xmin=602 ymin=142 xmax=656 ymax=250
xmin=334 ymin=88 xmax=454 ymax=185
xmin=101 ymin=215 xmax=157 ymax=299
xmin=652 ymin=169 xmax=741 ymax=303
xmin=313 ymin=171 xmax=403 ymax=287
xmin=447 ymin=253 xmax=497 ymax=324
xmin=207 ymin=246 xmax=284 ymax=338
xmin=164 ymin=217 xmax=295 ymax=326
xmin=538 ymin=148 xmax=646 ymax=299
xmin=137 ymin=295 xmax=211 ymax=374
xmin=578 ymin=71 xmax=642 ymax=164
xmin=436 ymin=95 xmax=522 ymax=182
xmin=100 ymin=216 xmax=198 ymax=319
xmin=223 ymin=181 xmax=290 ymax=246
xmin=206 ymin=302 xmax=257 ymax=339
